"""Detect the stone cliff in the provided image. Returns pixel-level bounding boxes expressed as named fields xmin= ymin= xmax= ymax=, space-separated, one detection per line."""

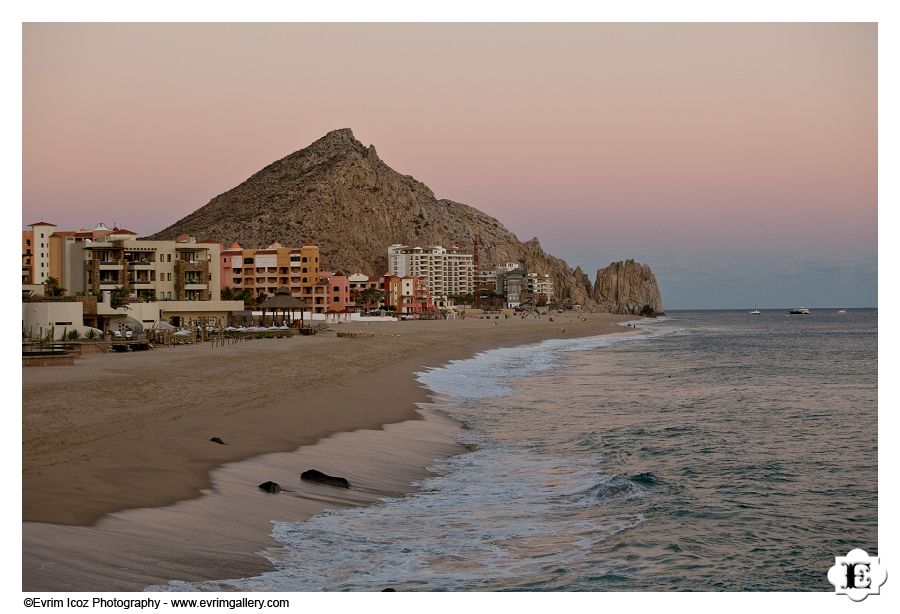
xmin=150 ymin=128 xmax=592 ymax=306
xmin=592 ymin=259 xmax=664 ymax=316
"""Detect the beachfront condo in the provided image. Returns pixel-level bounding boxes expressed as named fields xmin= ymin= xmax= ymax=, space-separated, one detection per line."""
xmin=220 ymin=242 xmax=329 ymax=312
xmin=387 ymin=244 xmax=474 ymax=301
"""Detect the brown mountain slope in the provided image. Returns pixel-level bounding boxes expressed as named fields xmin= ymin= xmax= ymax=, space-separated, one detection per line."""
xmin=150 ymin=128 xmax=592 ymax=305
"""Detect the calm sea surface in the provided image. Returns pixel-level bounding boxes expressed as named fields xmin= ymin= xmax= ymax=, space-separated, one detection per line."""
xmin=168 ymin=309 xmax=877 ymax=591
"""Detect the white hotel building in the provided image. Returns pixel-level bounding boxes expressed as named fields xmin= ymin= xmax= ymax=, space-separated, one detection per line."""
xmin=387 ymin=244 xmax=474 ymax=301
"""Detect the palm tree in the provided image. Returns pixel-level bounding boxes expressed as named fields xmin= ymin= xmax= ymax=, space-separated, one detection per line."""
xmin=110 ymin=286 xmax=130 ymax=310
xmin=236 ymin=288 xmax=254 ymax=308
xmin=360 ymin=287 xmax=387 ymax=310
xmin=43 ymin=276 xmax=65 ymax=297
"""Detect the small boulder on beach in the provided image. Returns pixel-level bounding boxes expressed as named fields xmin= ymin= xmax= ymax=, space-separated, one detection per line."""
xmin=258 ymin=481 xmax=282 ymax=493
xmin=301 ymin=469 xmax=351 ymax=489
xmin=210 ymin=437 xmax=226 ymax=445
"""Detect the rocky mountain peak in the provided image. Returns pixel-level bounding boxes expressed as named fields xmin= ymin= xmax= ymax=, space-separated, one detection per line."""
xmin=148 ymin=129 xmax=627 ymax=307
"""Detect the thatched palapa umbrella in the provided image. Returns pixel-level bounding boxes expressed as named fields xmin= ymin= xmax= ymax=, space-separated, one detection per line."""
xmin=259 ymin=286 xmax=309 ymax=329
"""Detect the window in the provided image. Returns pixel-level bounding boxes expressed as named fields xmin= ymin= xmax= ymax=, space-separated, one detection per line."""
xmin=244 ymin=258 xmax=253 ymax=265
xmin=302 ymin=267 xmax=308 ymax=273
xmin=333 ymin=286 xmax=339 ymax=292
xmin=302 ymin=257 xmax=308 ymax=263
xmin=302 ymin=277 xmax=307 ymax=283
xmin=26 ymin=239 xmax=30 ymax=246
xmin=333 ymin=297 xmax=339 ymax=302
xmin=167 ymin=254 xmax=172 ymax=262
xmin=167 ymin=273 xmax=172 ymax=281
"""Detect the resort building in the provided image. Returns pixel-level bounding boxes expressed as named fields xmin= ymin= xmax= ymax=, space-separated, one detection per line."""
xmin=81 ymin=234 xmax=221 ymax=301
xmin=383 ymin=275 xmax=434 ymax=315
xmin=475 ymin=268 xmax=498 ymax=293
xmin=46 ymin=224 xmax=140 ymax=295
xmin=348 ymin=273 xmax=382 ymax=292
xmin=527 ymin=272 xmax=555 ymax=302
xmin=319 ymin=271 xmax=353 ymax=313
xmin=495 ymin=267 xmax=528 ymax=308
xmin=481 ymin=261 xmax=556 ymax=308
xmin=23 ymin=223 xmax=228 ymax=304
xmin=387 ymin=244 xmax=474 ymax=301
xmin=219 ymin=242 xmax=328 ymax=312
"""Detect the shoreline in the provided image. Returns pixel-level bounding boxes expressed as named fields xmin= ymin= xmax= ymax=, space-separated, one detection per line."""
xmin=23 ymin=313 xmax=638 ymax=591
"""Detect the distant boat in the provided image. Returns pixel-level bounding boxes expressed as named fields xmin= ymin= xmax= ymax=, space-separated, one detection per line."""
xmin=837 ymin=309 xmax=847 ymax=314
xmin=788 ymin=307 xmax=811 ymax=315
xmin=750 ymin=289 xmax=761 ymax=315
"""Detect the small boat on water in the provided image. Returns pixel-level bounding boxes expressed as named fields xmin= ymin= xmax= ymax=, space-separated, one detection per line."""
xmin=749 ymin=289 xmax=761 ymax=315
xmin=788 ymin=307 xmax=811 ymax=315
xmin=749 ymin=309 xmax=761 ymax=315
xmin=837 ymin=309 xmax=847 ymax=314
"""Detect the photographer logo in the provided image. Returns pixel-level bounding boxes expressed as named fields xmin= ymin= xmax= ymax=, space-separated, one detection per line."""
xmin=827 ymin=548 xmax=887 ymax=601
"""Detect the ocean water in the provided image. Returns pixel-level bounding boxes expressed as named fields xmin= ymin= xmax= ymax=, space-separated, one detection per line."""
xmin=168 ymin=309 xmax=877 ymax=591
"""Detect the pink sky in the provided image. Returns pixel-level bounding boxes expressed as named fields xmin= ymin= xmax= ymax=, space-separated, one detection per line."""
xmin=22 ymin=23 xmax=876 ymax=307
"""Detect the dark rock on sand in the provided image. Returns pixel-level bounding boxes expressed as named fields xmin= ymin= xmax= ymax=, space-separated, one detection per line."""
xmin=258 ymin=481 xmax=282 ymax=493
xmin=210 ymin=437 xmax=226 ymax=445
xmin=301 ymin=469 xmax=350 ymax=489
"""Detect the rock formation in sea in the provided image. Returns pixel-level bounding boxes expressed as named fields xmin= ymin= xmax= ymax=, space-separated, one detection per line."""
xmin=149 ymin=128 xmax=592 ymax=306
xmin=592 ymin=259 xmax=664 ymax=316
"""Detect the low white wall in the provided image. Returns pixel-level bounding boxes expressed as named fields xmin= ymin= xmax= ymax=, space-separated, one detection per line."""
xmin=22 ymin=302 xmax=98 ymax=339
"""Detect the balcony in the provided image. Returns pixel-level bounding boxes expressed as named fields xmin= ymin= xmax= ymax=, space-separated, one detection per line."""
xmin=128 ymin=280 xmax=153 ymax=287
xmin=185 ymin=283 xmax=208 ymax=291
xmin=127 ymin=260 xmax=153 ymax=268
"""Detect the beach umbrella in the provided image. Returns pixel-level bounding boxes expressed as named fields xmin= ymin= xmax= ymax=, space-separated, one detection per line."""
xmin=173 ymin=329 xmax=191 ymax=337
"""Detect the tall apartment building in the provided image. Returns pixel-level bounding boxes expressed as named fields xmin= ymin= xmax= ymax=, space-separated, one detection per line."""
xmin=387 ymin=244 xmax=474 ymax=300
xmin=219 ymin=242 xmax=328 ymax=312
xmin=22 ymin=222 xmax=57 ymax=285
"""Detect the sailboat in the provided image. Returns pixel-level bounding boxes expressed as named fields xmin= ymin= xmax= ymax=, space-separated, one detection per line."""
xmin=749 ymin=289 xmax=761 ymax=315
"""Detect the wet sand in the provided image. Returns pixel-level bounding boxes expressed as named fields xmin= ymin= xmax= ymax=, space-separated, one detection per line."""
xmin=22 ymin=313 xmax=633 ymax=591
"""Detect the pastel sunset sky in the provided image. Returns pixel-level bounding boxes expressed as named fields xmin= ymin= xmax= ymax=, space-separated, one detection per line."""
xmin=22 ymin=22 xmax=877 ymax=308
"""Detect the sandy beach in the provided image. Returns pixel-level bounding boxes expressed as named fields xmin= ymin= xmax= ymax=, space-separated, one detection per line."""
xmin=23 ymin=312 xmax=632 ymax=591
